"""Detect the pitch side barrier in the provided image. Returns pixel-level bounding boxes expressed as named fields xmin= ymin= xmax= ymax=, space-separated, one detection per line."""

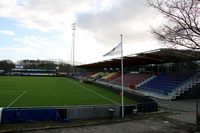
xmin=0 ymin=105 xmax=120 ymax=124
xmin=94 ymin=81 xmax=158 ymax=106
xmin=0 ymin=102 xmax=157 ymax=124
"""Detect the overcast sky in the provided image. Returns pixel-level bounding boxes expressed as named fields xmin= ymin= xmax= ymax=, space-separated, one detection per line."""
xmin=0 ymin=0 xmax=163 ymax=64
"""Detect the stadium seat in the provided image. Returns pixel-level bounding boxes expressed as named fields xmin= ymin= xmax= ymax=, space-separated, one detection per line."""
xmin=110 ymin=73 xmax=152 ymax=89
xmin=138 ymin=72 xmax=195 ymax=95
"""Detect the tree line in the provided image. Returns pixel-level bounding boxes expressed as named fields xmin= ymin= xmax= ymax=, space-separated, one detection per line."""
xmin=0 ymin=60 xmax=15 ymax=72
xmin=0 ymin=59 xmax=72 ymax=73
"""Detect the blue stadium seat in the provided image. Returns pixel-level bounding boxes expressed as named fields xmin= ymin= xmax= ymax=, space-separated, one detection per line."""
xmin=138 ymin=72 xmax=195 ymax=95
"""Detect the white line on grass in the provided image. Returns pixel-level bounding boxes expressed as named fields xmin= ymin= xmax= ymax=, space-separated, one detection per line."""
xmin=68 ymin=79 xmax=120 ymax=105
xmin=7 ymin=91 xmax=27 ymax=108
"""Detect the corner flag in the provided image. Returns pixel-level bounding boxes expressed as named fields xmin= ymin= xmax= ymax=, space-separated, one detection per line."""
xmin=103 ymin=35 xmax=124 ymax=118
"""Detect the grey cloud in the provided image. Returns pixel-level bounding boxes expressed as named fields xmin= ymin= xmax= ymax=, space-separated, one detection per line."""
xmin=17 ymin=0 xmax=94 ymax=15
xmin=76 ymin=0 xmax=154 ymax=45
xmin=17 ymin=0 xmax=70 ymax=13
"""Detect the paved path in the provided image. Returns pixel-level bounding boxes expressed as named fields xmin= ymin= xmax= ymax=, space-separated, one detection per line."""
xmin=167 ymin=112 xmax=196 ymax=124
xmin=153 ymin=98 xmax=200 ymax=112
xmin=22 ymin=118 xmax=190 ymax=133
xmin=154 ymin=98 xmax=200 ymax=124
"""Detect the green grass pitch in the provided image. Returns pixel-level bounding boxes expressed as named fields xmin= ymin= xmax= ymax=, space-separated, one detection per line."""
xmin=0 ymin=76 xmax=136 ymax=107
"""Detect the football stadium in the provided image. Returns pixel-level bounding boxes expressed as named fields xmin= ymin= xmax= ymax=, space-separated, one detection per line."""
xmin=1 ymin=52 xmax=200 ymax=132
xmin=0 ymin=48 xmax=200 ymax=129
xmin=1 ymin=0 xmax=200 ymax=132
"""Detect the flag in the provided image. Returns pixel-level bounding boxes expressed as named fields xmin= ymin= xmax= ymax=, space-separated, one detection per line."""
xmin=103 ymin=42 xmax=122 ymax=56
xmin=103 ymin=35 xmax=124 ymax=118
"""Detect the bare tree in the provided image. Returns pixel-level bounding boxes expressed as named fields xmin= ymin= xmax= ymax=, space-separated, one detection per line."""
xmin=147 ymin=0 xmax=200 ymax=50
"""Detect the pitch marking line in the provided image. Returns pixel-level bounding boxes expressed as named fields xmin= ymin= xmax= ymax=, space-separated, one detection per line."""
xmin=68 ymin=79 xmax=120 ymax=105
xmin=7 ymin=91 xmax=27 ymax=108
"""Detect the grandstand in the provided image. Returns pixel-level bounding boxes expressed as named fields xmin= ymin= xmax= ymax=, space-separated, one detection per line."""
xmin=111 ymin=73 xmax=152 ymax=88
xmin=97 ymin=72 xmax=121 ymax=82
xmin=136 ymin=72 xmax=199 ymax=99
xmin=138 ymin=73 xmax=195 ymax=94
xmin=76 ymin=48 xmax=200 ymax=100
xmin=76 ymin=71 xmax=95 ymax=79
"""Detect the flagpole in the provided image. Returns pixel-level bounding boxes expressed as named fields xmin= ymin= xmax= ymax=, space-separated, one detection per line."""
xmin=120 ymin=34 xmax=124 ymax=118
xmin=72 ymin=23 xmax=76 ymax=74
xmin=102 ymin=35 xmax=124 ymax=118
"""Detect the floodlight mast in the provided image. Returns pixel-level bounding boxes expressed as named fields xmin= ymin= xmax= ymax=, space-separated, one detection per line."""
xmin=72 ymin=23 xmax=76 ymax=74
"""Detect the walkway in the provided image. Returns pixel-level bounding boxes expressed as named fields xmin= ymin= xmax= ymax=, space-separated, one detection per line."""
xmin=154 ymin=98 xmax=200 ymax=124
